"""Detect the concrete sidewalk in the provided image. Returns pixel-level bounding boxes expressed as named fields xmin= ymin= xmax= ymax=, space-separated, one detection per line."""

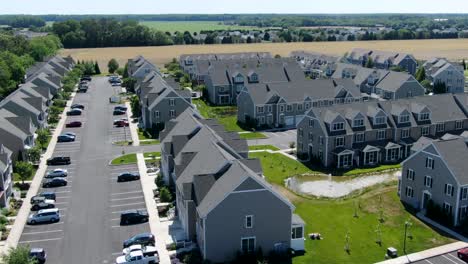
xmin=1 ymin=91 xmax=77 ymax=254
xmin=136 ymin=153 xmax=171 ymax=264
xmin=376 ymin=241 xmax=468 ymax=264
xmin=125 ymin=101 xmax=139 ymax=146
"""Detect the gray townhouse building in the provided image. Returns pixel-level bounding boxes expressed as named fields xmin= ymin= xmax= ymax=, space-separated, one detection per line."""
xmin=423 ymin=58 xmax=465 ymax=94
xmin=237 ymin=78 xmax=364 ymax=129
xmin=203 ymin=58 xmax=305 ymax=105
xmin=331 ymin=63 xmax=425 ymax=99
xmin=346 ymin=48 xmax=418 ymax=75
xmin=160 ymin=108 xmax=305 ymax=262
xmin=0 ymin=145 xmax=13 ymax=208
xmin=400 ymin=135 xmax=468 ymax=227
xmin=0 ymin=113 xmax=36 ymax=161
xmin=127 ymin=55 xmax=160 ymax=80
xmin=296 ymin=94 xmax=468 ymax=168
xmin=290 ymin=51 xmax=339 ymax=78
xmin=136 ymin=69 xmax=193 ymax=131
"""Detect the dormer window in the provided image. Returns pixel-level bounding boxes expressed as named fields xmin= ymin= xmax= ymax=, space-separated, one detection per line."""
xmin=249 ymin=73 xmax=258 ymax=83
xmin=185 ymin=59 xmax=193 ymax=65
xmin=419 ymin=112 xmax=430 ymax=121
xmin=353 ymin=118 xmax=364 ymax=128
xmin=399 ymin=114 xmax=410 ymax=123
xmin=234 ymin=74 xmax=244 ymax=84
xmin=332 ymin=122 xmax=344 ymax=131
xmin=375 ymin=116 xmax=386 ymax=125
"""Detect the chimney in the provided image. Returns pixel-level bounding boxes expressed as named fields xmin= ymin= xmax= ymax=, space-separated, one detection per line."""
xmin=266 ymin=84 xmax=270 ymax=92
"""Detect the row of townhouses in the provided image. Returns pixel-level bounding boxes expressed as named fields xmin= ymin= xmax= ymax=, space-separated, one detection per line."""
xmin=160 ymin=108 xmax=305 ymax=262
xmin=400 ymin=133 xmax=468 ymax=227
xmin=0 ymin=56 xmax=74 ymax=208
xmin=423 ymin=58 xmax=466 ymax=94
xmin=345 ymin=48 xmax=418 ymax=75
xmin=290 ymin=51 xmax=339 ymax=78
xmin=127 ymin=56 xmax=193 ymax=131
xmin=296 ymin=93 xmax=468 ymax=169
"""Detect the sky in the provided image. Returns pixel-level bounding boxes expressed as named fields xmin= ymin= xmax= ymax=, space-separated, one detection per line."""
xmin=3 ymin=0 xmax=468 ymax=14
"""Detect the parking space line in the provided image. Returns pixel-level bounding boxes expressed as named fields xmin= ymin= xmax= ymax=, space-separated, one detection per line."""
xmin=110 ymin=196 xmax=144 ymax=202
xmin=110 ymin=190 xmax=142 ymax=196
xmin=110 ymin=201 xmax=145 ymax=207
xmin=22 ymin=230 xmax=63 ymax=235
xmin=444 ymin=254 xmax=464 ymax=264
xmin=55 ymin=202 xmax=69 ymax=205
xmin=19 ymin=238 xmax=62 ymax=244
xmin=112 ymin=252 xmax=122 ymax=256
xmin=110 ymin=218 xmax=120 ymax=221
xmin=424 ymin=259 xmax=434 ymax=264
xmin=54 ymin=190 xmax=71 ymax=194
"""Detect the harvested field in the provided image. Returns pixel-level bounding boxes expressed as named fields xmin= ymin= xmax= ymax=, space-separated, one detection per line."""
xmin=61 ymin=39 xmax=468 ymax=72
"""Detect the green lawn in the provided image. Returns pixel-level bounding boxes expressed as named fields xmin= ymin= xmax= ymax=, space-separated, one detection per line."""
xmin=111 ymin=153 xmax=137 ymax=165
xmin=137 ymin=128 xmax=154 ymax=140
xmin=343 ymin=164 xmax=402 ymax=176
xmin=193 ymin=99 xmax=246 ymax=132
xmin=239 ymin=132 xmax=267 ymax=140
xmin=248 ymin=145 xmax=280 ymax=151
xmin=143 ymin=152 xmax=161 ymax=158
xmin=465 ymin=70 xmax=468 ymax=77
xmin=139 ymin=21 xmax=259 ymax=33
xmin=114 ymin=141 xmax=133 ymax=146
xmin=248 ymin=152 xmax=454 ymax=263
xmin=139 ymin=140 xmax=160 ymax=145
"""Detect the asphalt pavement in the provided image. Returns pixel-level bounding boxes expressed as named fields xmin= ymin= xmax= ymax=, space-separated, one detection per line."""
xmin=412 ymin=250 xmax=467 ymax=264
xmin=18 ymin=77 xmax=150 ymax=264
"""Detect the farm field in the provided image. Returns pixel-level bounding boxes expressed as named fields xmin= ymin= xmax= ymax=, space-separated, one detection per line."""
xmin=139 ymin=20 xmax=259 ymax=33
xmin=61 ymin=38 xmax=468 ymax=73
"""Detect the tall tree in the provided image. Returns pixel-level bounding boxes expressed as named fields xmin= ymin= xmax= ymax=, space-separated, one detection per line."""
xmin=14 ymin=161 xmax=34 ymax=185
xmin=415 ymin=67 xmax=426 ymax=82
xmin=94 ymin=61 xmax=101 ymax=75
xmin=463 ymin=59 xmax=467 ymax=71
xmin=107 ymin=59 xmax=119 ymax=74
xmin=365 ymin=57 xmax=374 ymax=68
xmin=433 ymin=80 xmax=447 ymax=94
xmin=1 ymin=245 xmax=36 ymax=264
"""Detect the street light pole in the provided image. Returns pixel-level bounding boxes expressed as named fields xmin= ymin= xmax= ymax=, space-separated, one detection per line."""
xmin=403 ymin=220 xmax=412 ymax=262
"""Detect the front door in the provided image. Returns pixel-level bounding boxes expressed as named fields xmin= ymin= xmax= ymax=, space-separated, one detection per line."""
xmin=422 ymin=192 xmax=431 ymax=210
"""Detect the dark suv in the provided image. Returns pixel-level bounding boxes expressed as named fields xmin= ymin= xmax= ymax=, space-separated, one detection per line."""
xmin=29 ymin=248 xmax=46 ymax=264
xmin=117 ymin=172 xmax=140 ymax=182
xmin=46 ymin=157 xmax=71 ymax=165
xmin=120 ymin=210 xmax=149 ymax=225
xmin=31 ymin=192 xmax=56 ymax=203
xmin=123 ymin=233 xmax=155 ymax=248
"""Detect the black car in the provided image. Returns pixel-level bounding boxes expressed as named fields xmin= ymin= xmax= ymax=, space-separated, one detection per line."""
xmin=114 ymin=105 xmax=128 ymax=111
xmin=80 ymin=76 xmax=92 ymax=82
xmin=30 ymin=192 xmax=56 ymax=203
xmin=123 ymin=233 xmax=155 ymax=248
xmin=29 ymin=248 xmax=46 ymax=264
xmin=117 ymin=172 xmax=140 ymax=182
xmin=31 ymin=201 xmax=55 ymax=211
xmin=66 ymin=109 xmax=82 ymax=116
xmin=113 ymin=109 xmax=126 ymax=115
xmin=120 ymin=210 xmax=149 ymax=225
xmin=43 ymin=178 xmax=68 ymax=188
xmin=71 ymin=104 xmax=85 ymax=110
xmin=46 ymin=157 xmax=71 ymax=165
xmin=57 ymin=135 xmax=75 ymax=142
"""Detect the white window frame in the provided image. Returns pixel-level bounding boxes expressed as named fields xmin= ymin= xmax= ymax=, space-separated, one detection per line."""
xmin=291 ymin=226 xmax=303 ymax=239
xmin=245 ymin=215 xmax=254 ymax=229
xmin=267 ymin=105 xmax=272 ymax=113
xmin=335 ymin=137 xmax=344 ymax=147
xmin=354 ymin=133 xmax=365 ymax=143
xmin=169 ymin=99 xmax=175 ymax=106
xmin=421 ymin=126 xmax=430 ymax=136
xmin=332 ymin=122 xmax=344 ymax=131
xmin=406 ymin=169 xmax=415 ymax=181
xmin=305 ymin=102 xmax=311 ymax=109
xmin=375 ymin=116 xmax=386 ymax=125
xmin=257 ymin=106 xmax=264 ymax=114
xmin=443 ymin=202 xmax=452 ymax=215
xmin=426 ymin=157 xmax=434 ymax=169
xmin=279 ymin=105 xmax=285 ymax=112
xmin=154 ymin=111 xmax=160 ymax=119
xmin=286 ymin=104 xmax=293 ymax=112
xmin=298 ymin=104 xmax=303 ymax=111
xmin=401 ymin=128 xmax=410 ymax=139
xmin=405 ymin=186 xmax=414 ymax=198
xmin=436 ymin=123 xmax=445 ymax=133
xmin=309 ymin=119 xmax=315 ymax=127
xmin=399 ymin=114 xmax=410 ymax=123
xmin=445 ymin=184 xmax=454 ymax=196
xmin=353 ymin=118 xmax=364 ymax=128
xmin=241 ymin=237 xmax=256 ymax=253
xmin=462 ymin=187 xmax=468 ymax=200
xmin=419 ymin=112 xmax=430 ymax=121
xmin=377 ymin=130 xmax=386 ymax=140
xmin=169 ymin=110 xmax=176 ymax=118
xmin=424 ymin=175 xmax=433 ymax=188
xmin=456 ymin=120 xmax=464 ymax=130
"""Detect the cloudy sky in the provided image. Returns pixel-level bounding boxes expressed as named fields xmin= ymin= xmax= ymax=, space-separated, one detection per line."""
xmin=3 ymin=0 xmax=468 ymax=14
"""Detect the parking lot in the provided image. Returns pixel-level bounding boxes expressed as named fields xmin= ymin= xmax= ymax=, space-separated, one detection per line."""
xmin=413 ymin=251 xmax=466 ymax=264
xmin=17 ymin=77 xmax=150 ymax=264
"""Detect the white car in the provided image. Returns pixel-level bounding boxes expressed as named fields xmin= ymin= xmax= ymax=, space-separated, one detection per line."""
xmin=116 ymin=250 xmax=159 ymax=264
xmin=45 ymin=169 xmax=68 ymax=178
xmin=122 ymin=245 xmax=157 ymax=255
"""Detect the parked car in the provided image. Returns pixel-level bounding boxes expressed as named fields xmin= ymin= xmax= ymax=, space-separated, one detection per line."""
xmin=31 ymin=192 xmax=56 ymax=203
xmin=66 ymin=109 xmax=82 ymax=116
xmin=114 ymin=106 xmax=128 ymax=111
xmin=111 ymin=81 xmax=122 ymax=87
xmin=65 ymin=121 xmax=82 ymax=128
xmin=117 ymin=172 xmax=140 ymax=182
xmin=31 ymin=199 xmax=55 ymax=211
xmin=458 ymin=248 xmax=468 ymax=261
xmin=120 ymin=210 xmax=149 ymax=225
xmin=113 ymin=109 xmax=126 ymax=116
xmin=122 ymin=245 xmax=158 ymax=256
xmin=115 ymin=120 xmax=129 ymax=127
xmin=46 ymin=168 xmax=68 ymax=178
xmin=114 ymin=118 xmax=128 ymax=125
xmin=78 ymin=86 xmax=88 ymax=93
xmin=63 ymin=132 xmax=76 ymax=138
xmin=29 ymin=248 xmax=47 ymax=264
xmin=71 ymin=104 xmax=85 ymax=110
xmin=123 ymin=233 xmax=155 ymax=248
xmin=57 ymin=135 xmax=75 ymax=142
xmin=27 ymin=208 xmax=60 ymax=224
xmin=42 ymin=178 xmax=68 ymax=188
xmin=47 ymin=157 xmax=71 ymax=165
xmin=81 ymin=76 xmax=92 ymax=82
xmin=115 ymin=250 xmax=159 ymax=264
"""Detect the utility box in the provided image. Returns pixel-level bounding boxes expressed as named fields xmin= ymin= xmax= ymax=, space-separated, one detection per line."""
xmin=385 ymin=247 xmax=398 ymax=259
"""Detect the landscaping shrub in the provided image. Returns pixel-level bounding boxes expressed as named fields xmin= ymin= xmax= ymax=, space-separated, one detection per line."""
xmin=159 ymin=187 xmax=173 ymax=203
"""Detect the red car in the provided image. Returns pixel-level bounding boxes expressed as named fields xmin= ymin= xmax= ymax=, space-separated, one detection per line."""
xmin=115 ymin=120 xmax=129 ymax=127
xmin=65 ymin=121 xmax=82 ymax=128
xmin=458 ymin=248 xmax=468 ymax=262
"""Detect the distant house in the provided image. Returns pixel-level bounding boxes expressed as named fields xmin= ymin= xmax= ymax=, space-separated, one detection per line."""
xmin=137 ymin=70 xmax=193 ymax=130
xmin=346 ymin=48 xmax=418 ymax=75
xmin=331 ymin=63 xmax=425 ymax=99
xmin=127 ymin=55 xmax=160 ymax=80
xmin=0 ymin=145 xmax=13 ymax=208
xmin=159 ymin=108 xmax=305 ymax=262
xmin=13 ymin=30 xmax=48 ymax=39
xmin=290 ymin=51 xmax=339 ymax=78
xmin=400 ymin=135 xmax=468 ymax=227
xmin=423 ymin=58 xmax=465 ymax=94
xmin=296 ymin=94 xmax=468 ymax=168
xmin=237 ymin=79 xmax=364 ymax=129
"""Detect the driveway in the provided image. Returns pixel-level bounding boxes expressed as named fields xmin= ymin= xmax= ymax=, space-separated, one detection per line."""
xmin=249 ymin=129 xmax=297 ymax=149
xmin=17 ymin=77 xmax=150 ymax=264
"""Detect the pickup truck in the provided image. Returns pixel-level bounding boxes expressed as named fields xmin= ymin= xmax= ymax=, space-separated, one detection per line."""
xmin=115 ymin=249 xmax=159 ymax=264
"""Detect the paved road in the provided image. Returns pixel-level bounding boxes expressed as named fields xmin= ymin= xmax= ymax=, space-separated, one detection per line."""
xmin=248 ymin=129 xmax=297 ymax=149
xmin=18 ymin=77 xmax=150 ymax=264
xmin=413 ymin=250 xmax=467 ymax=264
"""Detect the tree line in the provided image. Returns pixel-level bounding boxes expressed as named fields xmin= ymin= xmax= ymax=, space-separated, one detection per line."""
xmin=52 ymin=19 xmax=173 ymax=48
xmin=0 ymin=15 xmax=46 ymax=28
xmin=0 ymin=32 xmax=62 ymax=99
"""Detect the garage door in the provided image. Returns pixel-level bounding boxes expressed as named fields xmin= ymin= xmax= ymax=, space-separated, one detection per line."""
xmin=285 ymin=116 xmax=295 ymax=126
